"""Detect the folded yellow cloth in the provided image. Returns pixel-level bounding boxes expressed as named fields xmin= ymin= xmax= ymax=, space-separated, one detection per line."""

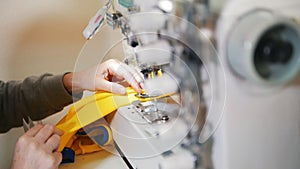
xmin=56 ymin=87 xmax=164 ymax=153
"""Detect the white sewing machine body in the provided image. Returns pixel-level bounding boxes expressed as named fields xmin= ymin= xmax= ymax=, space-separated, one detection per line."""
xmin=213 ymin=1 xmax=300 ymax=169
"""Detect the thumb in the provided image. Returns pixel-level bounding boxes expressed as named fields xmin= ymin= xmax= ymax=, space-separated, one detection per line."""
xmin=96 ymin=80 xmax=126 ymax=95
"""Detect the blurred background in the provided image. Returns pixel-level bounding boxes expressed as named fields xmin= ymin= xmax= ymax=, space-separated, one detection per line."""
xmin=0 ymin=0 xmax=100 ymax=80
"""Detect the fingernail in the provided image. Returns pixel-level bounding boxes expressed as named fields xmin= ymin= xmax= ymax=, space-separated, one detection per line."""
xmin=139 ymin=82 xmax=145 ymax=89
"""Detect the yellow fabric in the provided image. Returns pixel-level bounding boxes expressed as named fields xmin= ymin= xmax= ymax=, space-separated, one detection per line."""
xmin=65 ymin=134 xmax=103 ymax=155
xmin=56 ymin=87 xmax=169 ymax=152
xmin=65 ymin=122 xmax=113 ymax=155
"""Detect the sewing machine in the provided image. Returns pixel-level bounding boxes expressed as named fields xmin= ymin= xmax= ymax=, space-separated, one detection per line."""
xmin=75 ymin=0 xmax=300 ymax=169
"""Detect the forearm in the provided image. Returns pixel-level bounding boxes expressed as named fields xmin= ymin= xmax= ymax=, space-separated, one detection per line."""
xmin=0 ymin=74 xmax=75 ymax=133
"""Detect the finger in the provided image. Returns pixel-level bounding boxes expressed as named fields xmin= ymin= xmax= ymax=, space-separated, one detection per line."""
xmin=110 ymin=75 xmax=125 ymax=82
xmin=127 ymin=66 xmax=145 ymax=90
xmin=121 ymin=63 xmax=144 ymax=83
xmin=53 ymin=127 xmax=64 ymax=136
xmin=52 ymin=151 xmax=63 ymax=167
xmin=96 ymin=79 xmax=126 ymax=95
xmin=25 ymin=124 xmax=43 ymax=137
xmin=35 ymin=124 xmax=56 ymax=143
xmin=45 ymin=134 xmax=61 ymax=152
xmin=113 ymin=64 xmax=142 ymax=93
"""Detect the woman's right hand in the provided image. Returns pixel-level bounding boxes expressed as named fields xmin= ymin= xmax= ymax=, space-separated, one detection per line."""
xmin=11 ymin=124 xmax=64 ymax=169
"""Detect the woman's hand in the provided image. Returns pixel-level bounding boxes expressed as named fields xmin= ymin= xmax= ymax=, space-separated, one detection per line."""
xmin=11 ymin=124 xmax=64 ymax=169
xmin=64 ymin=59 xmax=143 ymax=95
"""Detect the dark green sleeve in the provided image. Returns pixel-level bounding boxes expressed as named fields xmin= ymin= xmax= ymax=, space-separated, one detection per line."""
xmin=0 ymin=73 xmax=77 ymax=133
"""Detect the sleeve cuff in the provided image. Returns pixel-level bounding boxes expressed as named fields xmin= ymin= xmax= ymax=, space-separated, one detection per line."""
xmin=41 ymin=74 xmax=83 ymax=109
